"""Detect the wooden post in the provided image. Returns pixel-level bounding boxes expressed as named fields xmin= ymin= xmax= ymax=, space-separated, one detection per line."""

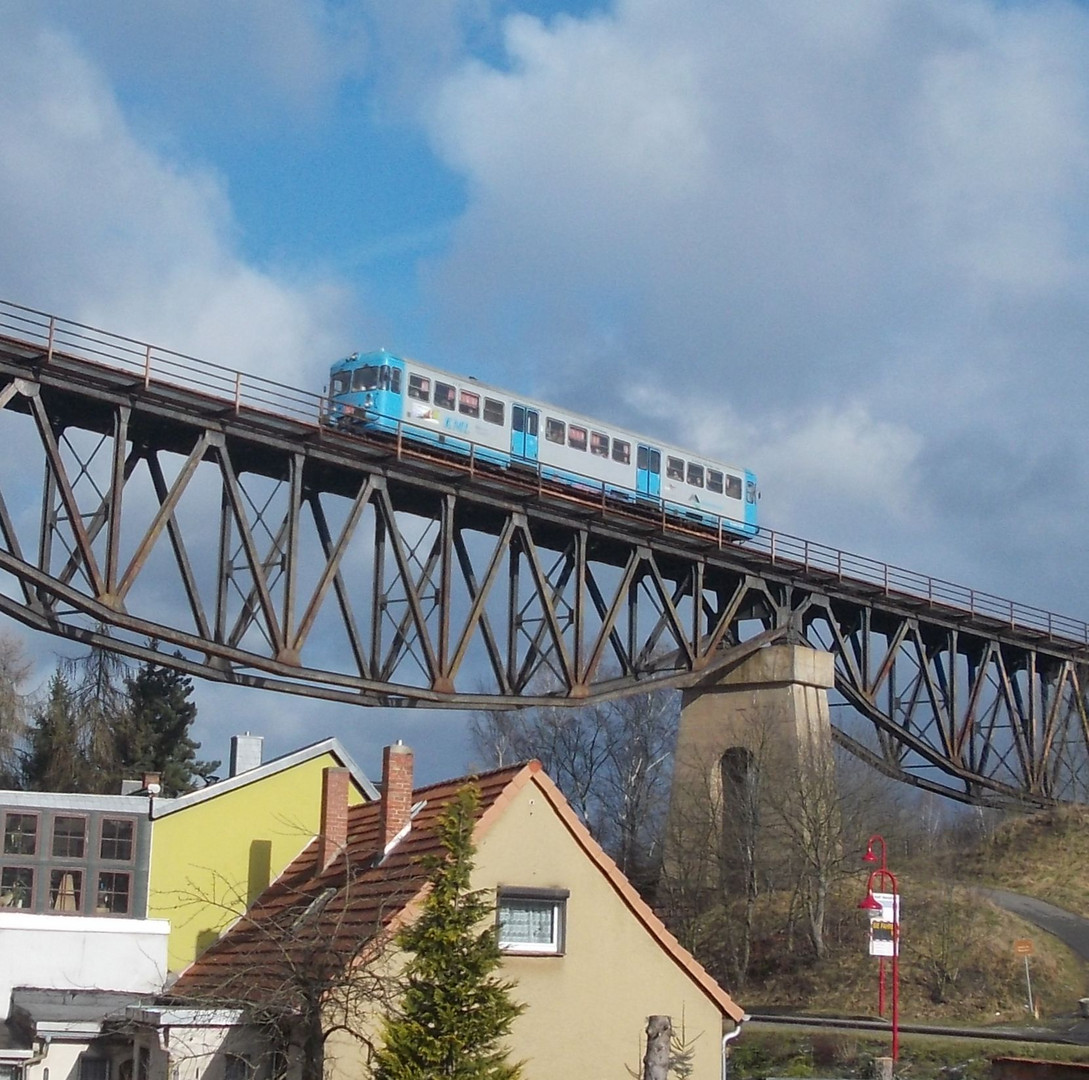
xmin=643 ymin=1015 xmax=672 ymax=1080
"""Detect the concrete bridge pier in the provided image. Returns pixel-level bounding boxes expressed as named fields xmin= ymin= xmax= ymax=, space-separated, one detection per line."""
xmin=664 ymin=645 xmax=836 ymax=887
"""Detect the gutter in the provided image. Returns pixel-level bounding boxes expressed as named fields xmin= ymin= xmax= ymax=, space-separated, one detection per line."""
xmin=722 ymin=1013 xmax=749 ymax=1080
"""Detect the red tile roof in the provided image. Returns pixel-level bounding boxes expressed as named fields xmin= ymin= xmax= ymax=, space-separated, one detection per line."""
xmin=169 ymin=760 xmax=742 ymax=1024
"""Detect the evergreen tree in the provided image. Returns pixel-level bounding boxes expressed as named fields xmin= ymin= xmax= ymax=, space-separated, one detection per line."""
xmin=122 ymin=653 xmax=218 ymax=796
xmin=373 ymin=785 xmax=524 ymax=1080
xmin=23 ymin=673 xmax=89 ymax=791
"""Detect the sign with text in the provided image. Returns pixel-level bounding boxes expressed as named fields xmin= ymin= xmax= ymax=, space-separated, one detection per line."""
xmin=1014 ymin=939 xmax=1034 ymax=956
xmin=867 ymin=892 xmax=900 ymax=957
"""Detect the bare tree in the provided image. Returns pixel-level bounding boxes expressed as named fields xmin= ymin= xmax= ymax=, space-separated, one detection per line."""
xmin=0 ymin=632 xmax=31 ymax=786
xmin=471 ymin=688 xmax=677 ymax=883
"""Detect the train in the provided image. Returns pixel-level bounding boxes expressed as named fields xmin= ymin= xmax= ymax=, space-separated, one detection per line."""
xmin=327 ymin=349 xmax=758 ymax=538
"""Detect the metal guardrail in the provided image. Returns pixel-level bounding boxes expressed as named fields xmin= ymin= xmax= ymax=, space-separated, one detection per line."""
xmin=1 ymin=298 xmax=1085 ymax=649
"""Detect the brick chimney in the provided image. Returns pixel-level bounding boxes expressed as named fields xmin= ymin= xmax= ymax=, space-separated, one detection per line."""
xmin=380 ymin=742 xmax=414 ymax=851
xmin=317 ymin=767 xmax=350 ymax=871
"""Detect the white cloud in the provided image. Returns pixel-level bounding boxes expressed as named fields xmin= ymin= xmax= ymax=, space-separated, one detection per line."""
xmin=0 ymin=14 xmax=354 ymax=384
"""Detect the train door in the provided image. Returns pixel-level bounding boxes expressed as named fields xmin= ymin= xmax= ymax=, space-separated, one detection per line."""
xmin=636 ymin=444 xmax=661 ymax=496
xmin=511 ymin=404 xmax=540 ymax=461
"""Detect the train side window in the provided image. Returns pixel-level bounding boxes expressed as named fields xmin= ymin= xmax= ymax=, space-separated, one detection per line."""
xmin=545 ymin=418 xmax=565 ymax=444
xmin=331 ymin=373 xmax=351 ymax=396
xmin=746 ymin=480 xmax=757 ymax=504
xmin=726 ymin=475 xmax=742 ymax=499
xmin=459 ymin=390 xmax=480 ymax=417
xmin=590 ymin=432 xmax=609 ymax=457
xmin=434 ymin=382 xmax=456 ymax=410
xmin=408 ymin=374 xmax=431 ymax=401
xmin=666 ymin=457 xmax=684 ymax=481
xmin=612 ymin=439 xmax=631 ymax=465
xmin=484 ymin=398 xmax=504 ymax=425
xmin=707 ymin=470 xmax=724 ymax=494
xmin=687 ymin=463 xmax=704 ymax=488
xmin=389 ymin=368 xmax=401 ymax=394
xmin=568 ymin=426 xmax=587 ymax=451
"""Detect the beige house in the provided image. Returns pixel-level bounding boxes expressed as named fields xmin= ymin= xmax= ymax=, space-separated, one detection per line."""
xmin=135 ymin=744 xmax=744 ymax=1080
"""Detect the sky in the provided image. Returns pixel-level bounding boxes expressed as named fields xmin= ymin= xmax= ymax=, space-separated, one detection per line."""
xmin=2 ymin=0 xmax=1089 ymax=786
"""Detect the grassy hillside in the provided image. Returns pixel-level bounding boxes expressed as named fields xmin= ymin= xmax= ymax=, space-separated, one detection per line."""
xmin=731 ymin=808 xmax=1089 ymax=1025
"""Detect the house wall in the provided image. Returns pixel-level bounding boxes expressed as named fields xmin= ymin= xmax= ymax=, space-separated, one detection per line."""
xmin=24 ymin=1036 xmax=132 ymax=1080
xmin=474 ymin=779 xmax=727 ymax=1080
xmin=149 ymin=755 xmax=367 ymax=973
xmin=0 ymin=911 xmax=168 ymax=1005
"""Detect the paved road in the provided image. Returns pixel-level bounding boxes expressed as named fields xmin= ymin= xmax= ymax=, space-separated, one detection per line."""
xmin=979 ymin=888 xmax=1089 ymax=962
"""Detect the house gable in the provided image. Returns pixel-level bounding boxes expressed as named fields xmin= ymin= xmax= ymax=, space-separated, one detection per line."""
xmin=472 ymin=770 xmax=738 ymax=1080
xmin=150 ymin=746 xmax=373 ymax=973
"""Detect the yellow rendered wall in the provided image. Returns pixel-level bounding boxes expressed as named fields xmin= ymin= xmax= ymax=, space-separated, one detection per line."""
xmin=149 ymin=754 xmax=367 ymax=973
xmin=473 ymin=780 xmax=726 ymax=1080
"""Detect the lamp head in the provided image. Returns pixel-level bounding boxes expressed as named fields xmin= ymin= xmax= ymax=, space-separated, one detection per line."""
xmin=858 ymin=891 xmax=883 ymax=913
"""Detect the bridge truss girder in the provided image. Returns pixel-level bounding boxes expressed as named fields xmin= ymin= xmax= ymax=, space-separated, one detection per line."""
xmin=0 ymin=336 xmax=1088 ymax=806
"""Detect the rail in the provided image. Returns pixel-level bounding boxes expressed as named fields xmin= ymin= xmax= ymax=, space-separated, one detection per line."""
xmin=1 ymin=298 xmax=1085 ymax=650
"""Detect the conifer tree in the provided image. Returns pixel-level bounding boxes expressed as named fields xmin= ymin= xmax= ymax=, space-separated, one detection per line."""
xmin=122 ymin=654 xmax=218 ymax=795
xmin=23 ymin=673 xmax=88 ymax=791
xmin=372 ymin=785 xmax=524 ymax=1080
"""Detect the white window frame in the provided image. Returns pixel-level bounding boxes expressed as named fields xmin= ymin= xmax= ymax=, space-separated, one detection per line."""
xmin=496 ymin=887 xmax=568 ymax=955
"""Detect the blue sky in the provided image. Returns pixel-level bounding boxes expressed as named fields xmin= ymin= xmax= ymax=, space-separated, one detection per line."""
xmin=2 ymin=0 xmax=1089 ymax=785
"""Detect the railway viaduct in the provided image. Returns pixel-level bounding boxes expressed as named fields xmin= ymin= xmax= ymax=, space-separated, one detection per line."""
xmin=0 ymin=299 xmax=1087 ymax=814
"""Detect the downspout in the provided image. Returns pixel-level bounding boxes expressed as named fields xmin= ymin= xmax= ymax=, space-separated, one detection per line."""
xmin=721 ymin=1014 xmax=749 ymax=1080
xmin=20 ymin=1035 xmax=52 ymax=1078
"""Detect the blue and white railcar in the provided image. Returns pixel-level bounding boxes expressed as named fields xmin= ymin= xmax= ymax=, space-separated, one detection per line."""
xmin=328 ymin=350 xmax=758 ymax=537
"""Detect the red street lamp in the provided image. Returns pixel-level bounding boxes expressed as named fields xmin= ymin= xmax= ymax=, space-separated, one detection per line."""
xmin=859 ymin=835 xmax=900 ymax=1062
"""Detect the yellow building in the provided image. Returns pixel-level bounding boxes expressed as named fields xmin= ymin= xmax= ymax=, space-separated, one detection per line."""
xmin=157 ymin=744 xmax=744 ymax=1080
xmin=148 ymin=736 xmax=376 ymax=973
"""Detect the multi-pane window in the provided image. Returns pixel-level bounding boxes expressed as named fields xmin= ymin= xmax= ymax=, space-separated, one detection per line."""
xmin=224 ymin=1057 xmax=253 ymax=1080
xmin=96 ymin=871 xmax=131 ymax=915
xmin=407 ymin=374 xmax=431 ymax=401
xmin=497 ymin=888 xmax=568 ymax=954
xmin=50 ymin=868 xmax=83 ymax=912
xmin=726 ymin=474 xmax=743 ymax=499
xmin=568 ymin=426 xmax=587 ymax=452
xmin=707 ymin=470 xmax=724 ymax=494
xmin=52 ymin=816 xmax=86 ymax=858
xmin=545 ymin=418 xmax=565 ymax=444
xmin=666 ymin=457 xmax=684 ymax=481
xmin=1 ymin=866 xmax=33 ymax=908
xmin=459 ymin=390 xmax=480 ymax=417
xmin=100 ymin=818 xmax=134 ymax=861
xmin=686 ymin=462 xmax=704 ymax=488
xmin=612 ymin=439 xmax=631 ymax=465
xmin=3 ymin=813 xmax=37 ymax=855
xmin=590 ymin=432 xmax=609 ymax=457
xmin=483 ymin=398 xmax=504 ymax=425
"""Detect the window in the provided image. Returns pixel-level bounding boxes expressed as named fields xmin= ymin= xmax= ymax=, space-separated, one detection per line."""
xmin=1 ymin=866 xmax=33 ymax=908
xmin=434 ymin=382 xmax=456 ymax=410
xmin=350 ymin=365 xmax=381 ymax=391
xmin=52 ymin=816 xmax=86 ymax=858
xmin=459 ymin=390 xmax=480 ymax=417
xmin=408 ymin=373 xmax=431 ymax=401
xmin=224 ymin=1057 xmax=253 ymax=1080
xmin=707 ymin=470 xmax=724 ymax=494
xmin=590 ymin=432 xmax=609 ymax=457
xmin=96 ymin=871 xmax=131 ymax=915
xmin=545 ymin=418 xmax=566 ymax=445
xmin=330 ymin=372 xmax=350 ymax=396
xmin=686 ymin=462 xmax=704 ymax=488
xmin=3 ymin=813 xmax=37 ymax=855
xmin=746 ymin=479 xmax=757 ymax=504
xmin=497 ymin=888 xmax=568 ymax=954
xmin=50 ymin=868 xmax=83 ymax=912
xmin=612 ymin=439 xmax=631 ymax=465
xmin=568 ymin=426 xmax=587 ymax=452
xmin=483 ymin=398 xmax=504 ymax=425
xmin=666 ymin=457 xmax=684 ymax=481
xmin=725 ymin=474 xmax=742 ymax=499
xmin=388 ymin=367 xmax=401 ymax=394
xmin=79 ymin=1059 xmax=108 ymax=1080
xmin=100 ymin=818 xmax=135 ymax=861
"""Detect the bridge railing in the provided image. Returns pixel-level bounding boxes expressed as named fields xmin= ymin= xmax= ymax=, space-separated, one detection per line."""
xmin=1 ymin=298 xmax=1086 ymax=650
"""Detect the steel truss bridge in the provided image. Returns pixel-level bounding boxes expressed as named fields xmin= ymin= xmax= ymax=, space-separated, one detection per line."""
xmin=0 ymin=300 xmax=1087 ymax=808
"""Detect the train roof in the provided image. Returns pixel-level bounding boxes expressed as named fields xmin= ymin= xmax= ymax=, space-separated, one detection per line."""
xmin=333 ymin=349 xmax=756 ymax=480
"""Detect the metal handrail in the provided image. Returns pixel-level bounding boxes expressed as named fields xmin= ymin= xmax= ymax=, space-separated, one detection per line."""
xmin=0 ymin=297 xmax=1084 ymax=649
